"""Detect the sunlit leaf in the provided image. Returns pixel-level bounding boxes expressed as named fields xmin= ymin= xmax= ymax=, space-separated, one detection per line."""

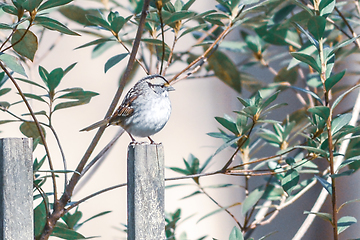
xmin=319 ymin=0 xmax=335 ymax=17
xmin=331 ymin=84 xmax=360 ymax=112
xmin=242 ymin=187 xmax=264 ymax=216
xmin=315 ymin=175 xmax=332 ymax=195
xmin=229 ymin=226 xmax=243 ymax=240
xmin=304 ymin=211 xmax=332 ymax=223
xmin=38 ymin=0 xmax=73 ymax=11
xmin=332 ymin=113 xmax=352 ymax=135
xmin=20 ymin=122 xmax=46 ymax=144
xmin=0 ymin=53 xmax=27 ymax=77
xmin=281 ymin=169 xmax=299 ymax=194
xmin=11 ymin=29 xmax=38 ymax=61
xmin=337 ymin=216 xmax=357 ymax=234
xmin=290 ymin=52 xmax=321 ymax=73
xmin=34 ymin=16 xmax=80 ymax=36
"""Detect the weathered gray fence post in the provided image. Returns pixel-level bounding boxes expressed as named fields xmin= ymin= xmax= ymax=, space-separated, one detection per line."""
xmin=0 ymin=138 xmax=33 ymax=240
xmin=127 ymin=143 xmax=165 ymax=240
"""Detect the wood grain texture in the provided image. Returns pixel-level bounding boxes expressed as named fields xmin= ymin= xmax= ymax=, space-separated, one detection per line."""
xmin=0 ymin=138 xmax=33 ymax=240
xmin=127 ymin=143 xmax=165 ymax=240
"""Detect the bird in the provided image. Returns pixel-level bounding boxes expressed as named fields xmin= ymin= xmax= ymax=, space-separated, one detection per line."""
xmin=80 ymin=74 xmax=174 ymax=143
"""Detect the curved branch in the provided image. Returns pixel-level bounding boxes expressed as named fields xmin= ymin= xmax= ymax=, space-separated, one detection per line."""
xmin=0 ymin=63 xmax=58 ymax=203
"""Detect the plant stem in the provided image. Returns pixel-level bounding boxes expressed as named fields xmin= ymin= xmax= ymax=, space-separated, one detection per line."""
xmin=38 ymin=1 xmax=151 ymax=239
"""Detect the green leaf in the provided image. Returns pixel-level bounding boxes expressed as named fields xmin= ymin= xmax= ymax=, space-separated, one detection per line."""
xmin=51 ymin=222 xmax=85 ymax=239
xmin=208 ymin=50 xmax=241 ymax=93
xmin=64 ymin=62 xmax=77 ymax=75
xmin=75 ymin=38 xmax=115 ymax=50
xmin=10 ymin=29 xmax=38 ymax=61
xmin=164 ymin=11 xmax=196 ymax=25
xmin=331 ymin=84 xmax=360 ymax=112
xmin=62 ymin=210 xmax=82 ymax=229
xmin=337 ymin=216 xmax=357 ymax=234
xmin=33 ymin=155 xmax=46 ymax=172
xmin=293 ymin=22 xmax=319 ymax=49
xmin=255 ymin=24 xmax=301 ymax=48
xmin=242 ymin=187 xmax=264 ymax=216
xmin=307 ymin=16 xmax=326 ymax=41
xmin=338 ymin=199 xmax=360 ymax=213
xmin=337 ymin=156 xmax=360 ymax=171
xmin=48 ymin=68 xmax=64 ymax=91
xmin=0 ymin=53 xmax=27 ymax=77
xmin=229 ymin=226 xmax=243 ymax=240
xmin=38 ymin=0 xmax=73 ymax=11
xmin=332 ymin=113 xmax=352 ymax=135
xmin=330 ymin=169 xmax=354 ymax=178
xmin=325 ymin=70 xmax=345 ymax=91
xmin=16 ymin=77 xmax=47 ymax=90
xmin=215 ymin=116 xmax=238 ymax=134
xmin=34 ymin=200 xmax=47 ymax=237
xmin=86 ymin=14 xmax=112 ymax=31
xmin=319 ymin=0 xmax=335 ymax=17
xmin=328 ymin=35 xmax=360 ymax=57
xmin=57 ymin=90 xmax=98 ymax=100
xmin=169 ymin=167 xmax=191 ymax=175
xmin=59 ymin=5 xmax=99 ymax=26
xmin=34 ymin=16 xmax=80 ymax=36
xmin=290 ymin=52 xmax=321 ymax=73
xmin=204 ymin=13 xmax=229 ymax=26
xmin=315 ymin=175 xmax=332 ymax=195
xmin=179 ymin=23 xmax=207 ymax=39
xmin=290 ymin=86 xmax=323 ymax=105
xmin=104 ymin=53 xmax=129 ymax=73
xmin=182 ymin=0 xmax=196 ymax=10
xmin=281 ymin=169 xmax=299 ymax=194
xmin=213 ymin=136 xmax=240 ymax=156
xmin=141 ymin=38 xmax=167 ymax=46
xmin=308 ymin=106 xmax=330 ymax=120
xmin=53 ymin=99 xmax=91 ymax=111
xmin=260 ymin=90 xmax=280 ymax=110
xmin=23 ymin=93 xmax=47 ymax=102
xmin=2 ymin=5 xmax=18 ymax=15
xmin=0 ymin=88 xmax=11 ymax=97
xmin=22 ymin=0 xmax=43 ymax=11
xmin=20 ymin=122 xmax=46 ymax=144
xmin=304 ymin=211 xmax=332 ymax=223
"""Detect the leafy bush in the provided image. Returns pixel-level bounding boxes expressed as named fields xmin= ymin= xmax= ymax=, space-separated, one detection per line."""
xmin=0 ymin=0 xmax=360 ymax=239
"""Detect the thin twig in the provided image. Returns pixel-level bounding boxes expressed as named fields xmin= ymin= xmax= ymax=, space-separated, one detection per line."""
xmin=334 ymin=6 xmax=360 ymax=48
xmin=81 ymin=128 xmax=125 ymax=176
xmin=169 ymin=22 xmax=233 ymax=83
xmin=157 ymin=6 xmax=165 ymax=74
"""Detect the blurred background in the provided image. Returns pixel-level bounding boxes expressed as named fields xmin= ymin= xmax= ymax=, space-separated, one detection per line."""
xmin=0 ymin=0 xmax=360 ymax=239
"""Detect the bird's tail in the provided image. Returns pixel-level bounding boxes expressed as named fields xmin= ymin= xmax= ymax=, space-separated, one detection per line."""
xmin=80 ymin=118 xmax=110 ymax=132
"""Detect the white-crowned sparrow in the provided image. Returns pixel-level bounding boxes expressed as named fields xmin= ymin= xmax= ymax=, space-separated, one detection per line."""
xmin=80 ymin=74 xmax=174 ymax=143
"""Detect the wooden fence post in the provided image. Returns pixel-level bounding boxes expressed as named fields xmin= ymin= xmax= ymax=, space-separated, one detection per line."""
xmin=127 ymin=143 xmax=165 ymax=240
xmin=0 ymin=138 xmax=33 ymax=240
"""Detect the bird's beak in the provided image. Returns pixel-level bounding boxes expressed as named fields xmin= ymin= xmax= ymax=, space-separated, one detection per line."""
xmin=165 ymin=83 xmax=175 ymax=91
